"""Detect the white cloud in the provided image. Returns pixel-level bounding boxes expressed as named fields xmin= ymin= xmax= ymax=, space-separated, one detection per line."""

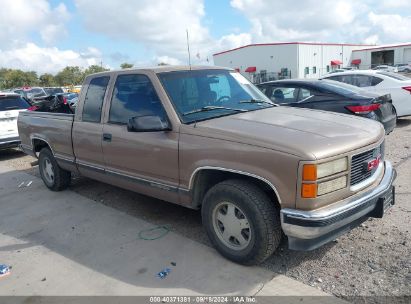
xmin=368 ymin=12 xmax=411 ymax=42
xmin=0 ymin=43 xmax=101 ymax=74
xmin=75 ymin=0 xmax=212 ymax=59
xmin=154 ymin=56 xmax=182 ymax=66
xmin=0 ymin=0 xmax=70 ymax=47
xmin=230 ymin=0 xmax=360 ymax=42
xmin=216 ymin=33 xmax=252 ymax=51
xmin=228 ymin=0 xmax=411 ymax=45
xmin=364 ymin=34 xmax=380 ymax=45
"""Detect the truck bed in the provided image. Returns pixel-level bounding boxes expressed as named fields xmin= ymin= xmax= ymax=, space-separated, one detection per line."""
xmin=18 ymin=111 xmax=75 ymax=164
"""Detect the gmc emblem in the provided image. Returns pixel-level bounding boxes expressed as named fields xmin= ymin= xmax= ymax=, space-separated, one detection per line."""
xmin=364 ymin=155 xmax=381 ymax=172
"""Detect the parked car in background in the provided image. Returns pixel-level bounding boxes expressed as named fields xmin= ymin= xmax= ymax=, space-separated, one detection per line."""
xmin=321 ymin=70 xmax=411 ymax=117
xmin=61 ymin=92 xmax=79 ymax=108
xmin=43 ymin=87 xmax=64 ymax=95
xmin=8 ymin=87 xmax=48 ymax=101
xmin=257 ymin=79 xmax=396 ymax=134
xmin=373 ymin=65 xmax=398 ymax=73
xmin=394 ymin=63 xmax=411 ymax=73
xmin=67 ymin=85 xmax=82 ymax=94
xmin=327 ymin=67 xmax=357 ymax=74
xmin=0 ymin=92 xmax=30 ymax=150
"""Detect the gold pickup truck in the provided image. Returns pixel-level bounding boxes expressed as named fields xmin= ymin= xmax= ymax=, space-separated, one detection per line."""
xmin=18 ymin=66 xmax=396 ymax=265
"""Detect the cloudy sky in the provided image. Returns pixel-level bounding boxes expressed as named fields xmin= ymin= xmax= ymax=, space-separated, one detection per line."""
xmin=0 ymin=0 xmax=410 ymax=74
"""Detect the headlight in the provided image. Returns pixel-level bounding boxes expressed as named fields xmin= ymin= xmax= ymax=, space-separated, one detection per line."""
xmin=317 ymin=176 xmax=347 ymax=196
xmin=303 ymin=157 xmax=348 ymax=180
xmin=317 ymin=157 xmax=348 ymax=179
xmin=301 ymin=157 xmax=349 ymax=198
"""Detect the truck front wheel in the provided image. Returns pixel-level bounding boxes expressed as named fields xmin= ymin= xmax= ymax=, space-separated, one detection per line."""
xmin=202 ymin=179 xmax=281 ymax=265
xmin=39 ymin=148 xmax=71 ymax=191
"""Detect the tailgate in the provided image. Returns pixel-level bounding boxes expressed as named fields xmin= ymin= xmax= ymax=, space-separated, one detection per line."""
xmin=0 ymin=110 xmax=21 ymax=139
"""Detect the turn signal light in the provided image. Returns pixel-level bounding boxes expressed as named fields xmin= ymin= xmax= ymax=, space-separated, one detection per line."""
xmin=301 ymin=183 xmax=317 ymax=198
xmin=302 ymin=164 xmax=317 ymax=181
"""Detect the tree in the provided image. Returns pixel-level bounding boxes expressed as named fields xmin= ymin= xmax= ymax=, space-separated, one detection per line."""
xmin=120 ymin=62 xmax=134 ymax=69
xmin=0 ymin=68 xmax=11 ymax=89
xmin=84 ymin=65 xmax=109 ymax=76
xmin=2 ymin=69 xmax=38 ymax=88
xmin=39 ymin=73 xmax=56 ymax=87
xmin=157 ymin=62 xmax=169 ymax=66
xmin=55 ymin=66 xmax=84 ymax=86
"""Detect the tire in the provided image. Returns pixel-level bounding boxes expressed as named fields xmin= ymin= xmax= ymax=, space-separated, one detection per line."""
xmin=393 ymin=106 xmax=398 ymax=122
xmin=38 ymin=148 xmax=71 ymax=191
xmin=201 ymin=179 xmax=282 ymax=265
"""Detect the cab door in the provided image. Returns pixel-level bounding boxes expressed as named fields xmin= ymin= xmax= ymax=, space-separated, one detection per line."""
xmin=101 ymin=73 xmax=179 ymax=203
xmin=72 ymin=75 xmax=110 ymax=177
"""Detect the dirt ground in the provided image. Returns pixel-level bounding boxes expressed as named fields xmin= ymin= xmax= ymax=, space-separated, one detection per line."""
xmin=1 ymin=118 xmax=410 ymax=303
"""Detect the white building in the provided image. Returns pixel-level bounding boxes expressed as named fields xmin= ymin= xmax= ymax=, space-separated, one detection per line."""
xmin=349 ymin=43 xmax=411 ymax=69
xmin=213 ymin=42 xmax=372 ymax=82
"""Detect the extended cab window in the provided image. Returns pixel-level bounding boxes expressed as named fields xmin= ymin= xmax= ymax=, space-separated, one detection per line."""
xmin=109 ymin=74 xmax=166 ymax=124
xmin=82 ymin=76 xmax=110 ymax=122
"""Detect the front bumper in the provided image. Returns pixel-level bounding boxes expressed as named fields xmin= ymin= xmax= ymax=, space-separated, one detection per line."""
xmin=0 ymin=136 xmax=20 ymax=150
xmin=281 ymin=161 xmax=396 ymax=251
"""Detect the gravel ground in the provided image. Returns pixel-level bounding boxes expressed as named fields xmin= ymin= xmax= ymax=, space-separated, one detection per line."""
xmin=1 ymin=118 xmax=410 ymax=303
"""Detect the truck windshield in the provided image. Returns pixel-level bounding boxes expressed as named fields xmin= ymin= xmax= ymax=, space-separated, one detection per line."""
xmin=158 ymin=69 xmax=274 ymax=123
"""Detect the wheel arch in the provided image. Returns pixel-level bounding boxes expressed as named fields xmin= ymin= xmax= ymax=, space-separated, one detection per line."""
xmin=31 ymin=137 xmax=54 ymax=157
xmin=189 ymin=167 xmax=282 ymax=210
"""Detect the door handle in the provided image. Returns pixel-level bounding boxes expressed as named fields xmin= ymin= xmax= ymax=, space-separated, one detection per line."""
xmin=103 ymin=133 xmax=112 ymax=142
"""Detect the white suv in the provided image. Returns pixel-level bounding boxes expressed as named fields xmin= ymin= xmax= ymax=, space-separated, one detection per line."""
xmin=0 ymin=93 xmax=30 ymax=150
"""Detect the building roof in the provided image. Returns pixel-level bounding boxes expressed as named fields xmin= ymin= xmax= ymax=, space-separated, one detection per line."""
xmin=213 ymin=42 xmax=374 ymax=56
xmin=353 ymin=42 xmax=411 ymax=52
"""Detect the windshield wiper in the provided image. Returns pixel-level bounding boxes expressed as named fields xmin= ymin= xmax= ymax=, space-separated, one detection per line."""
xmin=5 ymin=106 xmax=19 ymax=110
xmin=239 ymin=98 xmax=274 ymax=105
xmin=182 ymin=106 xmax=247 ymax=116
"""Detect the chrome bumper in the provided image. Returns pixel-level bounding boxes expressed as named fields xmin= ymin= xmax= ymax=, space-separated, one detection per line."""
xmin=281 ymin=161 xmax=396 ymax=251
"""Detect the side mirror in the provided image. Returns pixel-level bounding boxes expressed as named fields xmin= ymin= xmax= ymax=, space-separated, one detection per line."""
xmin=127 ymin=115 xmax=170 ymax=132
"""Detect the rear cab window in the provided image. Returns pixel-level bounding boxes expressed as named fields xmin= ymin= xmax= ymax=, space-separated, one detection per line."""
xmin=109 ymin=74 xmax=167 ymax=124
xmin=0 ymin=95 xmax=30 ymax=111
xmin=82 ymin=76 xmax=110 ymax=122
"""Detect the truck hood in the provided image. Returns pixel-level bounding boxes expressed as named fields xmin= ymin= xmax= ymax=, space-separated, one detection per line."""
xmin=185 ymin=107 xmax=384 ymax=160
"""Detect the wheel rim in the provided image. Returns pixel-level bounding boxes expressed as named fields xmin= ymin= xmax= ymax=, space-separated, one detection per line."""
xmin=212 ymin=202 xmax=251 ymax=251
xmin=42 ymin=157 xmax=54 ymax=184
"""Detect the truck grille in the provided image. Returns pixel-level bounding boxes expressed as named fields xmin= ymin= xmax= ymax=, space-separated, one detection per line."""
xmin=350 ymin=144 xmax=383 ymax=186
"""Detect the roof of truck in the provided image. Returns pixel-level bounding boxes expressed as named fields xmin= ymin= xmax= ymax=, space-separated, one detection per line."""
xmin=88 ymin=65 xmax=231 ymax=77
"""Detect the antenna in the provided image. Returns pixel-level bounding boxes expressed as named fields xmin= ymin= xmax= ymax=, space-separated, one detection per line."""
xmin=186 ymin=29 xmax=192 ymax=70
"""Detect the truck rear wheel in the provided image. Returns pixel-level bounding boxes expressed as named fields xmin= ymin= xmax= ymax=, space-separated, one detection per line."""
xmin=201 ymin=179 xmax=281 ymax=265
xmin=39 ymin=148 xmax=71 ymax=191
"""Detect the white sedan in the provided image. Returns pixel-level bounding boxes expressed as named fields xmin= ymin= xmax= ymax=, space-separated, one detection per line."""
xmin=0 ymin=92 xmax=30 ymax=150
xmin=321 ymin=70 xmax=411 ymax=117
